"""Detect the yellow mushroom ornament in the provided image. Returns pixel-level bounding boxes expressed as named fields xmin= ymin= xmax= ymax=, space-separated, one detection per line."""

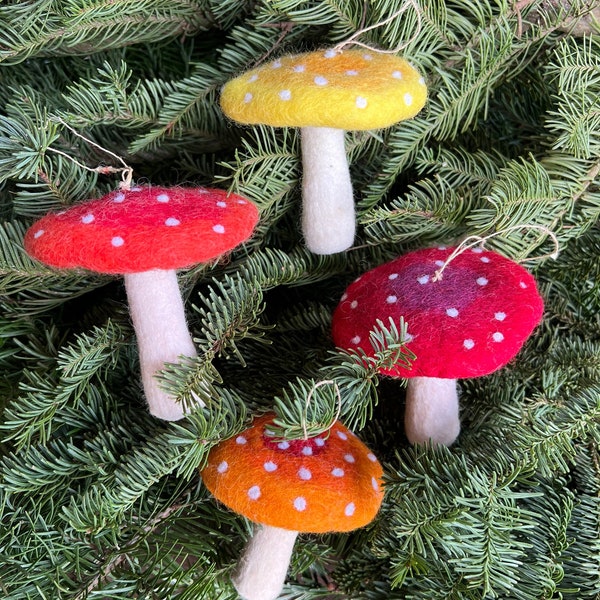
xmin=220 ymin=49 xmax=428 ymax=255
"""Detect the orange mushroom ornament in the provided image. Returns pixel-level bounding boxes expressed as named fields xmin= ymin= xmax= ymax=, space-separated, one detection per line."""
xmin=201 ymin=413 xmax=384 ymax=600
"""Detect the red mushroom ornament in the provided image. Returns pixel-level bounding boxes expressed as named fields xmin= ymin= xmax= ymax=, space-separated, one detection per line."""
xmin=201 ymin=413 xmax=384 ymax=600
xmin=24 ymin=186 xmax=259 ymax=421
xmin=331 ymin=246 xmax=544 ymax=446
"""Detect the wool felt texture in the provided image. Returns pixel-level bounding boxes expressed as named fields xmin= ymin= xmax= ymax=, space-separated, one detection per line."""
xmin=220 ymin=49 xmax=427 ymax=130
xmin=124 ymin=270 xmax=198 ymax=421
xmin=404 ymin=377 xmax=460 ymax=445
xmin=24 ymin=186 xmax=259 ymax=274
xmin=232 ymin=525 xmax=298 ymax=600
xmin=300 ymin=127 xmax=355 ymax=254
xmin=201 ymin=413 xmax=384 ymax=533
xmin=331 ymin=246 xmax=545 ymax=379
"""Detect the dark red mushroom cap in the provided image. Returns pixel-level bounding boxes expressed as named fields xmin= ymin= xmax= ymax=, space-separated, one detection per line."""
xmin=331 ymin=246 xmax=544 ymax=379
xmin=24 ymin=186 xmax=259 ymax=274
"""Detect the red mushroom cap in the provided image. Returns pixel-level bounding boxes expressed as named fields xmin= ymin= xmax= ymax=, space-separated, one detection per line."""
xmin=201 ymin=413 xmax=384 ymax=533
xmin=331 ymin=246 xmax=544 ymax=379
xmin=24 ymin=186 xmax=259 ymax=274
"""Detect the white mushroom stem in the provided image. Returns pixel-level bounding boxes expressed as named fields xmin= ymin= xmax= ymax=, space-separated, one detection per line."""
xmin=124 ymin=269 xmax=201 ymax=421
xmin=232 ymin=525 xmax=298 ymax=600
xmin=404 ymin=377 xmax=460 ymax=446
xmin=300 ymin=127 xmax=355 ymax=255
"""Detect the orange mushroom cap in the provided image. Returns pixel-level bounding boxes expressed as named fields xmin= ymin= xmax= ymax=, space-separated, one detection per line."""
xmin=201 ymin=413 xmax=384 ymax=533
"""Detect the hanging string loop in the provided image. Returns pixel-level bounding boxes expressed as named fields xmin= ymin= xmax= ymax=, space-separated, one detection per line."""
xmin=432 ymin=225 xmax=560 ymax=282
xmin=47 ymin=117 xmax=133 ymax=190
xmin=332 ymin=0 xmax=423 ymax=55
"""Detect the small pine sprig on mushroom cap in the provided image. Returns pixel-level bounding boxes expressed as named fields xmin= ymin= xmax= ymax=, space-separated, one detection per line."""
xmin=200 ymin=413 xmax=384 ymax=600
xmin=331 ymin=245 xmax=544 ymax=446
xmin=220 ymin=49 xmax=427 ymax=255
xmin=24 ymin=185 xmax=259 ymax=421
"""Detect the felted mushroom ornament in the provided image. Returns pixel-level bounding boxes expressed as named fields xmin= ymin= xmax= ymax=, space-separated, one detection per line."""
xmin=220 ymin=49 xmax=427 ymax=255
xmin=201 ymin=413 xmax=384 ymax=600
xmin=331 ymin=245 xmax=544 ymax=445
xmin=24 ymin=185 xmax=259 ymax=421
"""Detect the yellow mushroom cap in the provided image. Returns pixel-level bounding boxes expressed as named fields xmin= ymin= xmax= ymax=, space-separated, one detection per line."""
xmin=220 ymin=49 xmax=427 ymax=131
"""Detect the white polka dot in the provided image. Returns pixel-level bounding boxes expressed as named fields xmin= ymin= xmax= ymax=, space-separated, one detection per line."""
xmin=392 ymin=70 xmax=403 ymax=79
xmin=324 ymin=49 xmax=337 ymax=58
xmin=350 ymin=300 xmax=358 ymax=309
xmin=165 ymin=217 xmax=180 ymax=226
xmin=345 ymin=502 xmax=356 ymax=516
xmin=236 ymin=436 xmax=247 ymax=445
xmin=463 ymin=339 xmax=475 ymax=350
xmin=356 ymin=96 xmax=368 ymax=109
xmin=446 ymin=308 xmax=459 ymax=318
xmin=248 ymin=485 xmax=261 ymax=500
xmin=344 ymin=454 xmax=355 ymax=463
xmin=520 ymin=281 xmax=528 ymax=289
xmin=272 ymin=59 xmax=282 ymax=69
xmin=404 ymin=93 xmax=413 ymax=106
xmin=363 ymin=53 xmax=373 ymax=61
xmin=277 ymin=441 xmax=290 ymax=450
xmin=248 ymin=74 xmax=259 ymax=82
xmin=81 ymin=213 xmax=94 ymax=224
xmin=492 ymin=332 xmax=504 ymax=342
xmin=351 ymin=336 xmax=361 ymax=344
xmin=217 ymin=461 xmax=228 ymax=474
xmin=314 ymin=437 xmax=325 ymax=447
xmin=367 ymin=453 xmax=377 ymax=462
xmin=435 ymin=260 xmax=445 ymax=267
xmin=471 ymin=247 xmax=484 ymax=253
xmin=217 ymin=201 xmax=227 ymax=208
xmin=302 ymin=446 xmax=313 ymax=456
xmin=213 ymin=224 xmax=225 ymax=234
xmin=237 ymin=199 xmax=247 ymax=204
xmin=156 ymin=193 xmax=170 ymax=203
xmin=293 ymin=64 xmax=305 ymax=72
xmin=264 ymin=461 xmax=277 ymax=472
xmin=131 ymin=187 xmax=142 ymax=192
xmin=244 ymin=92 xmax=253 ymax=103
xmin=495 ymin=312 xmax=506 ymax=321
xmin=418 ymin=275 xmax=430 ymax=284
xmin=113 ymin=193 xmax=125 ymax=203
xmin=477 ymin=277 xmax=488 ymax=286
xmin=389 ymin=273 xmax=398 ymax=280
xmin=346 ymin=70 xmax=359 ymax=76
xmin=372 ymin=477 xmax=379 ymax=491
xmin=419 ymin=77 xmax=425 ymax=85
xmin=480 ymin=256 xmax=490 ymax=263
xmin=294 ymin=497 xmax=307 ymax=511
xmin=298 ymin=467 xmax=312 ymax=480
xmin=33 ymin=229 xmax=44 ymax=239
xmin=405 ymin=333 xmax=414 ymax=342
xmin=437 ymin=245 xmax=447 ymax=250
xmin=314 ymin=76 xmax=328 ymax=86
xmin=279 ymin=90 xmax=291 ymax=101
xmin=386 ymin=295 xmax=398 ymax=304
xmin=332 ymin=468 xmax=345 ymax=477
xmin=111 ymin=236 xmax=124 ymax=247
xmin=337 ymin=431 xmax=348 ymax=441
xmin=341 ymin=293 xmax=348 ymax=301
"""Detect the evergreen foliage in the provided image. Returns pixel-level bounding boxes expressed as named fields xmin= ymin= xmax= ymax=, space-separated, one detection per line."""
xmin=0 ymin=0 xmax=599 ymax=598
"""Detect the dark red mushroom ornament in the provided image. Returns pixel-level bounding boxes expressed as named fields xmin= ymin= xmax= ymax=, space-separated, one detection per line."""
xmin=24 ymin=186 xmax=259 ymax=421
xmin=331 ymin=245 xmax=544 ymax=445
